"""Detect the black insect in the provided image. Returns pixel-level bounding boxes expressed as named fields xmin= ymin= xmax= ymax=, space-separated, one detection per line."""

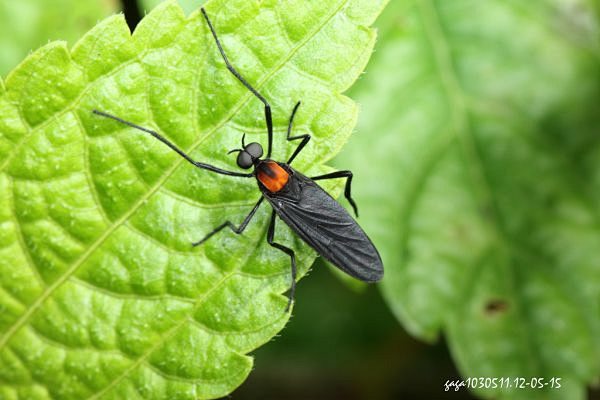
xmin=93 ymin=8 xmax=383 ymax=310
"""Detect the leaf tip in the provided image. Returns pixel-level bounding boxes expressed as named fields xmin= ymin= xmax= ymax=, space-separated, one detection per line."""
xmin=5 ymin=40 xmax=69 ymax=89
xmin=72 ymin=13 xmax=131 ymax=53
xmin=129 ymin=0 xmax=187 ymax=45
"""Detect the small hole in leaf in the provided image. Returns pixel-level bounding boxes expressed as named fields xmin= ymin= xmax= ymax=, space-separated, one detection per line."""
xmin=484 ymin=299 xmax=508 ymax=315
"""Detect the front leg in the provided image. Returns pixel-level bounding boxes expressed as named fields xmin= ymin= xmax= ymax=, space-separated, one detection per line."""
xmin=285 ymin=101 xmax=311 ymax=165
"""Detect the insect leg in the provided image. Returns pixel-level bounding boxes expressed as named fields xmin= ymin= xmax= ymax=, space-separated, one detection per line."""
xmin=192 ymin=196 xmax=265 ymax=246
xmin=285 ymin=101 xmax=311 ymax=165
xmin=92 ymin=110 xmax=253 ymax=178
xmin=201 ymin=8 xmax=274 ymax=158
xmin=311 ymin=170 xmax=359 ymax=217
xmin=266 ymin=210 xmax=296 ymax=312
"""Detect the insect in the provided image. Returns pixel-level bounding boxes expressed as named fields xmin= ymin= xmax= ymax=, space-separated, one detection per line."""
xmin=93 ymin=8 xmax=383 ymax=310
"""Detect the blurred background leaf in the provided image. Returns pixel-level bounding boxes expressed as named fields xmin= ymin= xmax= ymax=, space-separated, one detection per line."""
xmin=0 ymin=0 xmax=117 ymax=77
xmin=2 ymin=0 xmax=600 ymax=399
xmin=335 ymin=0 xmax=600 ymax=399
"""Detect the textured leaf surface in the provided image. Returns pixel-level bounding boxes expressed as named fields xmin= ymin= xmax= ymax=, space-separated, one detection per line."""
xmin=0 ymin=0 xmax=386 ymax=398
xmin=0 ymin=0 xmax=115 ymax=77
xmin=335 ymin=0 xmax=600 ymax=399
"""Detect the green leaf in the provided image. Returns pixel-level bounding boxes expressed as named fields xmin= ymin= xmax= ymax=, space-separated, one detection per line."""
xmin=0 ymin=0 xmax=386 ymax=398
xmin=0 ymin=0 xmax=116 ymax=77
xmin=336 ymin=0 xmax=600 ymax=399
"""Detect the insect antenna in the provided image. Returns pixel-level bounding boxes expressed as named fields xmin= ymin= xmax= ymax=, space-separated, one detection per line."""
xmin=92 ymin=109 xmax=252 ymax=178
xmin=201 ymin=8 xmax=274 ymax=158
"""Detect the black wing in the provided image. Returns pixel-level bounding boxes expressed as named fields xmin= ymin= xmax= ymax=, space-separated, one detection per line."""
xmin=262 ymin=170 xmax=383 ymax=282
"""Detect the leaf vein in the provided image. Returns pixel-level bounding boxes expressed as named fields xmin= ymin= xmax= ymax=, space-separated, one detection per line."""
xmin=87 ymin=270 xmax=236 ymax=399
xmin=74 ymin=112 xmax=112 ymax=226
xmin=6 ymin=175 xmax=47 ymax=288
xmin=71 ymin=276 xmax=197 ymax=303
xmin=420 ymin=0 xmax=544 ymax=373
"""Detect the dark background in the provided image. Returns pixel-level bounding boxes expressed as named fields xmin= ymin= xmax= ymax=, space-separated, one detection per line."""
xmin=225 ymin=259 xmax=477 ymax=400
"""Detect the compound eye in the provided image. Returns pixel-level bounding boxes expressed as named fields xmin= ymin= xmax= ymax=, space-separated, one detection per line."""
xmin=245 ymin=142 xmax=263 ymax=159
xmin=236 ymin=151 xmax=253 ymax=169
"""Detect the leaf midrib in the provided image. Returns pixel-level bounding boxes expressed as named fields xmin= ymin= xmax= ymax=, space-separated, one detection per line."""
xmin=0 ymin=0 xmax=349 ymax=360
xmin=89 ymin=184 xmax=281 ymax=399
xmin=417 ymin=0 xmax=544 ymax=374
